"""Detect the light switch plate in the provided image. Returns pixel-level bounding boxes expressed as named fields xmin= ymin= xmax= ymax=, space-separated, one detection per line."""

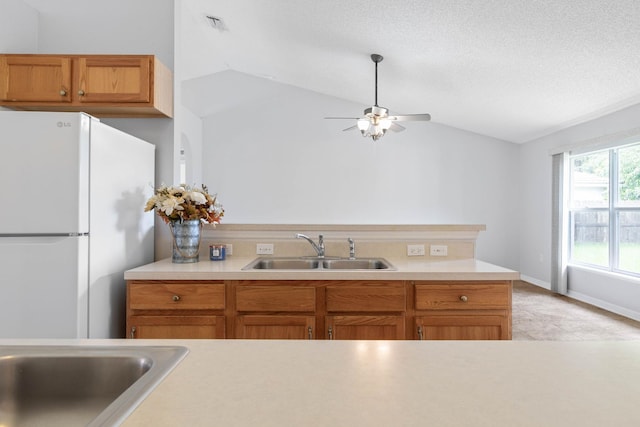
xmin=430 ymin=245 xmax=448 ymax=256
xmin=256 ymin=243 xmax=274 ymax=255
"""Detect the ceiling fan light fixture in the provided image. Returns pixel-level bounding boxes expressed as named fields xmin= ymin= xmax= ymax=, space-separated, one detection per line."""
xmin=325 ymin=53 xmax=430 ymax=141
xmin=357 ymin=119 xmax=387 ymax=141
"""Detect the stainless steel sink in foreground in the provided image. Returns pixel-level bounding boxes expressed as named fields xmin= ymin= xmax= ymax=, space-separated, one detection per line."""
xmin=242 ymin=257 xmax=395 ymax=270
xmin=0 ymin=345 xmax=188 ymax=427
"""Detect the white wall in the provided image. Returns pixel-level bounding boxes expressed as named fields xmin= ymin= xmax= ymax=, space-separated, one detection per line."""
xmin=0 ymin=0 xmax=38 ymax=52
xmin=194 ymin=71 xmax=520 ymax=268
xmin=519 ymin=103 xmax=640 ymax=320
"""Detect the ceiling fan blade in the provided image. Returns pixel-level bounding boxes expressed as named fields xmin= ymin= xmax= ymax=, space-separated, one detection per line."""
xmin=390 ymin=113 xmax=431 ymax=122
xmin=342 ymin=125 xmax=358 ymax=132
xmin=389 ymin=122 xmax=405 ymax=132
xmin=325 ymin=117 xmax=360 ymax=120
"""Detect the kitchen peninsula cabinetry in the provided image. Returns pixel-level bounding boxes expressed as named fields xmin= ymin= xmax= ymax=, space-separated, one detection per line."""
xmin=125 ymin=278 xmax=512 ymax=340
xmin=413 ymin=281 xmax=511 ymax=340
xmin=325 ymin=281 xmax=406 ymax=340
xmin=0 ymin=54 xmax=172 ymax=117
xmin=127 ymin=282 xmax=225 ymax=339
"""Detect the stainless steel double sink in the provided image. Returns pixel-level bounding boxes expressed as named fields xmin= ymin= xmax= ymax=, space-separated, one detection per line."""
xmin=0 ymin=345 xmax=188 ymax=427
xmin=242 ymin=257 xmax=395 ymax=270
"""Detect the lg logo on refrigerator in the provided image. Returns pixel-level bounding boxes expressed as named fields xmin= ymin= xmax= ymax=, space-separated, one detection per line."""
xmin=56 ymin=121 xmax=72 ymax=127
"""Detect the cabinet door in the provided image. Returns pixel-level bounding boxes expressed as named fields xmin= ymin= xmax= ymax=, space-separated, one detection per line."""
xmin=0 ymin=55 xmax=72 ymax=102
xmin=76 ymin=56 xmax=150 ymax=103
xmin=235 ymin=315 xmax=315 ymax=339
xmin=415 ymin=313 xmax=509 ymax=340
xmin=129 ymin=315 xmax=225 ymax=339
xmin=326 ymin=315 xmax=405 ymax=340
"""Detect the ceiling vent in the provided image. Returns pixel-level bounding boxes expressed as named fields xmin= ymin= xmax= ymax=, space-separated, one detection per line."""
xmin=205 ymin=15 xmax=227 ymax=32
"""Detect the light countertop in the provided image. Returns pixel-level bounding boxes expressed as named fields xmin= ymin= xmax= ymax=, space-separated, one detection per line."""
xmin=124 ymin=256 xmax=520 ymax=281
xmin=3 ymin=339 xmax=639 ymax=426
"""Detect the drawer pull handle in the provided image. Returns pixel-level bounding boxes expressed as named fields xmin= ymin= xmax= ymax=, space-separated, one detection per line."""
xmin=130 ymin=326 xmax=136 ymax=339
xmin=172 ymin=295 xmax=181 ymax=302
xmin=308 ymin=326 xmax=313 ymax=340
xmin=328 ymin=326 xmax=333 ymax=340
xmin=459 ymin=295 xmax=468 ymax=302
xmin=417 ymin=326 xmax=423 ymax=340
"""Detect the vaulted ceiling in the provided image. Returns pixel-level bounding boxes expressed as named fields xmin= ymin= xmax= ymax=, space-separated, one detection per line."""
xmin=19 ymin=0 xmax=640 ymax=144
xmin=180 ymin=0 xmax=640 ymax=143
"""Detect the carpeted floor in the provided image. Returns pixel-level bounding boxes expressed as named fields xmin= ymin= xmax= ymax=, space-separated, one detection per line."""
xmin=512 ymin=280 xmax=640 ymax=340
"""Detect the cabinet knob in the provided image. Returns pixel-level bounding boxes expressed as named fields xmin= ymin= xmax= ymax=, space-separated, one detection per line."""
xmin=172 ymin=295 xmax=181 ymax=302
xmin=59 ymin=89 xmax=67 ymax=96
xmin=77 ymin=90 xmax=85 ymax=96
xmin=459 ymin=295 xmax=468 ymax=302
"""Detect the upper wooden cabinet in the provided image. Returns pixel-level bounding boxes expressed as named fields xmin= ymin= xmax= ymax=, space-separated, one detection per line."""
xmin=0 ymin=54 xmax=172 ymax=118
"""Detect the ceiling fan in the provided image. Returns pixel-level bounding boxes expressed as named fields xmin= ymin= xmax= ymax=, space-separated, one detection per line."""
xmin=326 ymin=54 xmax=431 ymax=141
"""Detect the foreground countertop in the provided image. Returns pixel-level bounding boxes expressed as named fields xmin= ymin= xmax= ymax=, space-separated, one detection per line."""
xmin=2 ymin=339 xmax=639 ymax=426
xmin=124 ymin=256 xmax=519 ymax=281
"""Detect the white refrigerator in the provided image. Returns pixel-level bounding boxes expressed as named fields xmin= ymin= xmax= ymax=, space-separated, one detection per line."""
xmin=0 ymin=111 xmax=155 ymax=338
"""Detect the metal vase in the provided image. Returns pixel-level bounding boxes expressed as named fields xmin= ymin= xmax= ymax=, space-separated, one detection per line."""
xmin=169 ymin=219 xmax=202 ymax=263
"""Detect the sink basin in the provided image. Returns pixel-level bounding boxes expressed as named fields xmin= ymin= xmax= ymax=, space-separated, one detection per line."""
xmin=321 ymin=258 xmax=393 ymax=270
xmin=242 ymin=257 xmax=395 ymax=270
xmin=246 ymin=258 xmax=320 ymax=270
xmin=0 ymin=345 xmax=188 ymax=427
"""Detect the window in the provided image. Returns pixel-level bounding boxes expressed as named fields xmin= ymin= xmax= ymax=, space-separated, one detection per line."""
xmin=569 ymin=143 xmax=640 ymax=275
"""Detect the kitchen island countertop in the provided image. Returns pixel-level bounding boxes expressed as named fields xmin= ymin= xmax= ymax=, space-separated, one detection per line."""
xmin=124 ymin=256 xmax=519 ymax=281
xmin=2 ymin=338 xmax=639 ymax=426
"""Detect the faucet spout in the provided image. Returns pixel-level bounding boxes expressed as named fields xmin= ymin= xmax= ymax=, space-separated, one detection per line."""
xmin=295 ymin=233 xmax=325 ymax=258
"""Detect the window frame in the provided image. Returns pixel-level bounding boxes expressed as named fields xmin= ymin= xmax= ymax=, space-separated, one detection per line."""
xmin=568 ymin=143 xmax=640 ymax=278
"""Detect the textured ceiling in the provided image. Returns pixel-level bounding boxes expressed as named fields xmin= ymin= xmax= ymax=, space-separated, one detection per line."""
xmin=180 ymin=0 xmax=640 ymax=143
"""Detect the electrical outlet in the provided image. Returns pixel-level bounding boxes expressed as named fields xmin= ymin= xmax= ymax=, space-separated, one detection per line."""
xmin=407 ymin=244 xmax=425 ymax=256
xmin=256 ymin=243 xmax=274 ymax=255
xmin=225 ymin=243 xmax=233 ymax=255
xmin=430 ymin=245 xmax=448 ymax=256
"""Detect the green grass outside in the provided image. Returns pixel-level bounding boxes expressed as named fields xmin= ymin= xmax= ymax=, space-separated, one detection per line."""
xmin=572 ymin=242 xmax=640 ymax=273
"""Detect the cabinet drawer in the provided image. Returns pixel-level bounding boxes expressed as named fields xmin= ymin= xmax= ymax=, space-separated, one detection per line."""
xmin=236 ymin=285 xmax=316 ymax=312
xmin=326 ymin=282 xmax=405 ymax=312
xmin=415 ymin=283 xmax=509 ymax=310
xmin=129 ymin=283 xmax=225 ymax=310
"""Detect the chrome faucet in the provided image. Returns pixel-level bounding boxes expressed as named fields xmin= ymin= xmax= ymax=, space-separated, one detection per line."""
xmin=348 ymin=237 xmax=356 ymax=259
xmin=295 ymin=233 xmax=325 ymax=258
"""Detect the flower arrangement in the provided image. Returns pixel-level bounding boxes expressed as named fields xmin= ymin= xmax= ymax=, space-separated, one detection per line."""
xmin=145 ymin=184 xmax=224 ymax=224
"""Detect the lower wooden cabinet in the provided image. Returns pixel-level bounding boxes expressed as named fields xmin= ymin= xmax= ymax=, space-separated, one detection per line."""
xmin=129 ymin=315 xmax=225 ymax=339
xmin=235 ymin=315 xmax=315 ymax=339
xmin=325 ymin=281 xmax=406 ymax=340
xmin=126 ymin=279 xmax=512 ymax=340
xmin=415 ymin=313 xmax=509 ymax=340
xmin=126 ymin=281 xmax=226 ymax=339
xmin=326 ymin=315 xmax=405 ymax=340
xmin=413 ymin=281 xmax=512 ymax=340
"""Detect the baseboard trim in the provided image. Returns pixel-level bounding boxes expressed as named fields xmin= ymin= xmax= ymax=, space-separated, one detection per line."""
xmin=520 ymin=275 xmax=551 ymax=290
xmin=566 ymin=290 xmax=640 ymax=322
